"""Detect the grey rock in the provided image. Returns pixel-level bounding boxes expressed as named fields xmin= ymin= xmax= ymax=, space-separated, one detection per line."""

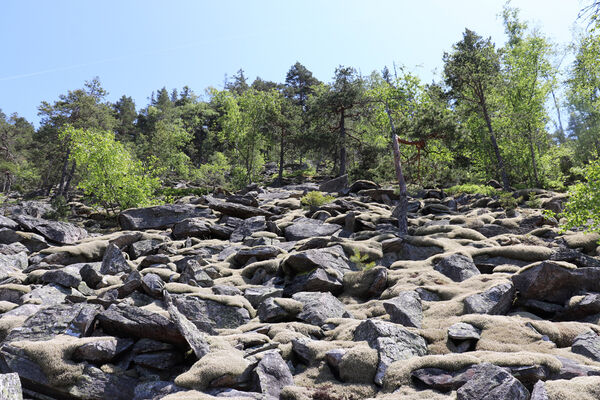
xmin=0 ymin=242 xmax=28 ymax=256
xmin=557 ymin=293 xmax=600 ymax=320
xmin=100 ymin=243 xmax=131 ymax=275
xmin=80 ymin=263 xmax=103 ymax=288
xmin=4 ymin=201 xmax=51 ymax=218
xmin=0 ymin=345 xmax=136 ymax=400
xmin=283 ymin=245 xmax=350 ymax=276
xmin=0 ymin=252 xmax=27 ymax=271
xmin=130 ymin=239 xmax=163 ymax=258
xmin=324 ymin=348 xmax=346 ymax=377
xmin=170 ymin=294 xmax=250 ymax=334
xmin=133 ymin=350 xmax=183 ymax=370
xmin=434 ymin=254 xmax=480 ymax=282
xmin=140 ymin=254 xmax=171 ymax=269
xmin=20 ymin=283 xmax=73 ymax=306
xmin=73 ymin=337 xmax=134 ymax=363
xmin=171 ymin=217 xmax=212 ymax=240
xmin=416 ymin=287 xmax=441 ymax=302
xmin=230 ymin=216 xmax=267 ymax=242
xmin=96 ymin=303 xmax=186 ymax=345
xmin=119 ymin=204 xmax=212 ymax=230
xmin=343 ymin=266 xmax=387 ymax=300
xmin=141 ymin=273 xmax=164 ymax=298
xmin=512 ymin=261 xmax=600 ymax=304
xmin=530 ymin=381 xmax=549 ymax=400
xmin=319 ymin=175 xmax=348 ymax=193
xmin=0 ymin=216 xmax=18 ymax=230
xmin=374 ymin=335 xmax=427 ymax=386
xmin=284 ymin=218 xmax=340 ymax=241
xmin=0 ymin=229 xmax=47 ymax=252
xmin=253 ymin=351 xmax=294 ymax=399
xmin=40 ymin=264 xmax=83 ymax=288
xmin=0 ymin=253 xmax=27 ymax=280
xmin=178 ymin=260 xmax=213 ymax=287
xmin=6 ymin=303 xmax=101 ymax=342
xmin=549 ymin=356 xmax=600 ymax=379
xmin=244 ymin=287 xmax=283 ymax=308
xmin=349 ymin=180 xmax=379 ymax=193
xmin=292 ymin=291 xmax=349 ymax=326
xmin=233 ymin=246 xmax=284 ymax=266
xmin=164 ymin=291 xmax=210 ymax=359
xmin=464 ymin=282 xmax=515 ymax=315
xmin=448 ymin=323 xmax=481 ymax=341
xmin=14 ymin=214 xmax=87 ymax=244
xmin=0 ymin=372 xmax=22 ymax=400
xmin=383 ymin=291 xmax=422 ymax=328
xmin=456 ymin=363 xmax=529 ymax=400
xmin=207 ymin=198 xmax=274 ymax=220
xmin=551 ymin=247 xmax=600 ymax=269
xmin=133 ymin=381 xmax=184 ymax=400
xmin=212 ymin=285 xmax=243 ymax=296
xmin=257 ymin=297 xmax=299 ymax=323
xmin=411 ymin=366 xmax=478 ymax=392
xmin=354 ymin=319 xmax=426 ymax=351
xmin=572 ymin=331 xmax=600 ymax=361
xmin=283 ymin=267 xmax=344 ymax=296
xmin=354 ymin=319 xmax=427 ymax=384
xmin=475 ymin=224 xmax=512 ymax=238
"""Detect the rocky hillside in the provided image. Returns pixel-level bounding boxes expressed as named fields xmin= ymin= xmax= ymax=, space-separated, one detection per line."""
xmin=0 ymin=181 xmax=599 ymax=400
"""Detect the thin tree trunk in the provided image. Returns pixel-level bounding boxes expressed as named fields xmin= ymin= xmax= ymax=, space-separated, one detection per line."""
xmin=384 ymin=107 xmax=408 ymax=235
xmin=62 ymin=161 xmax=77 ymax=198
xmin=339 ymin=110 xmax=347 ymax=177
xmin=527 ymin=126 xmax=540 ymax=187
xmin=278 ymin=130 xmax=285 ymax=186
xmin=551 ymin=89 xmax=565 ymax=143
xmin=56 ymin=148 xmax=71 ymax=197
xmin=481 ymin=101 xmax=510 ymax=190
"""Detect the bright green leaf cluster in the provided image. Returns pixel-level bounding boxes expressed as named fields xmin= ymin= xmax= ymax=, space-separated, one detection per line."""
xmin=59 ymin=126 xmax=162 ymax=212
xmin=560 ymin=160 xmax=600 ymax=235
xmin=300 ymin=191 xmax=335 ymax=208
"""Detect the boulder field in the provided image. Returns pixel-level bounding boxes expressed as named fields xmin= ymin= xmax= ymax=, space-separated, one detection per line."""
xmin=0 ymin=183 xmax=599 ymax=399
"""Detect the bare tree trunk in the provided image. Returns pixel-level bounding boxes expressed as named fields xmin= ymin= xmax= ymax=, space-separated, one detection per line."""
xmin=278 ymin=129 xmax=285 ymax=186
xmin=481 ymin=101 xmax=510 ymax=190
xmin=551 ymin=89 xmax=565 ymax=143
xmin=339 ymin=110 xmax=347 ymax=177
xmin=62 ymin=161 xmax=77 ymax=198
xmin=527 ymin=126 xmax=540 ymax=187
xmin=384 ymin=107 xmax=408 ymax=235
xmin=56 ymin=148 xmax=71 ymax=197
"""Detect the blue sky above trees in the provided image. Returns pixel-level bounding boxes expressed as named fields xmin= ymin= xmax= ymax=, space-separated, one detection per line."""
xmin=0 ymin=0 xmax=586 ymax=125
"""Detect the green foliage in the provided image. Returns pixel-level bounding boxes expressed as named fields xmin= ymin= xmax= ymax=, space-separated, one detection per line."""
xmin=60 ymin=126 xmax=161 ymax=212
xmin=446 ymin=184 xmax=499 ymax=197
xmin=525 ymin=193 xmax=543 ymax=209
xmin=44 ymin=195 xmax=70 ymax=221
xmin=300 ymin=191 xmax=335 ymax=208
xmin=560 ymin=159 xmax=600 ymax=235
xmin=283 ymin=166 xmax=316 ymax=179
xmin=192 ymin=152 xmax=229 ymax=190
xmin=499 ymin=193 xmax=522 ymax=211
xmin=350 ymin=249 xmax=376 ymax=270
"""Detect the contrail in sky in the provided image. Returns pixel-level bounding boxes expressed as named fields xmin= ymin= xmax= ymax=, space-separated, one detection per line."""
xmin=0 ymin=34 xmax=253 ymax=82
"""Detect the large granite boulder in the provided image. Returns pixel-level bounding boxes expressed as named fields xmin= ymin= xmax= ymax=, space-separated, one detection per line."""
xmin=119 ymin=205 xmax=212 ymax=230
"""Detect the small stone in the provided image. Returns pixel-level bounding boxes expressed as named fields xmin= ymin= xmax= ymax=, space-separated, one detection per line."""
xmin=464 ymin=282 xmax=515 ymax=315
xmin=100 ymin=243 xmax=131 ymax=275
xmin=572 ymin=331 xmax=600 ymax=362
xmin=382 ymin=291 xmax=422 ymax=328
xmin=456 ymin=363 xmax=529 ymax=400
xmin=434 ymin=254 xmax=480 ymax=282
xmin=448 ymin=322 xmax=481 ymax=341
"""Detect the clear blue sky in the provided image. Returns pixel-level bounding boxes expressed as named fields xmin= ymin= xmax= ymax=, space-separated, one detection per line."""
xmin=0 ymin=0 xmax=589 ymax=126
